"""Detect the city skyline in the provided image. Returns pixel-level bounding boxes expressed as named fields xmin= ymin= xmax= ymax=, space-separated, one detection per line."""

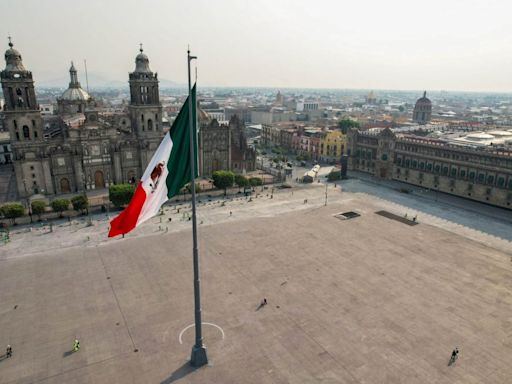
xmin=2 ymin=0 xmax=512 ymax=92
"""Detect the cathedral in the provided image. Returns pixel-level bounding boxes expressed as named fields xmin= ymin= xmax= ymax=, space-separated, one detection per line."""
xmin=0 ymin=39 xmax=255 ymax=199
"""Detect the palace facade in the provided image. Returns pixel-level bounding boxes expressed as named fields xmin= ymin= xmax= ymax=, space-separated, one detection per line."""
xmin=347 ymin=128 xmax=512 ymax=209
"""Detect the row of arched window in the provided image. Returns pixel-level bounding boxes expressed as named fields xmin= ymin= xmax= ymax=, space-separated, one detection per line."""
xmin=396 ymin=157 xmax=512 ymax=189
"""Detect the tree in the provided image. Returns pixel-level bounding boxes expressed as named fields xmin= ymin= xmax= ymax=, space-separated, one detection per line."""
xmin=212 ymin=170 xmax=235 ymax=195
xmin=234 ymin=174 xmax=248 ymax=191
xmin=0 ymin=203 xmax=25 ymax=225
xmin=71 ymin=195 xmax=89 ymax=215
xmin=249 ymin=177 xmax=263 ymax=186
xmin=51 ymin=199 xmax=70 ymax=218
xmin=338 ymin=118 xmax=360 ymax=134
xmin=31 ymin=200 xmax=46 ymax=221
xmin=109 ymin=184 xmax=136 ymax=208
xmin=185 ymin=182 xmax=202 ymax=194
xmin=327 ymin=170 xmax=342 ymax=181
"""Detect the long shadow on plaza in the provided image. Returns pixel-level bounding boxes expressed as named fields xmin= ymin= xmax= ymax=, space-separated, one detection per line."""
xmin=62 ymin=350 xmax=75 ymax=358
xmin=160 ymin=361 xmax=199 ymax=383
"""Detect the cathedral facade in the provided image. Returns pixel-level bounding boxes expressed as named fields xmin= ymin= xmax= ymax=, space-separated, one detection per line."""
xmin=1 ymin=40 xmax=255 ymax=199
xmin=1 ymin=40 xmax=163 ymax=198
xmin=198 ymin=113 xmax=256 ymax=176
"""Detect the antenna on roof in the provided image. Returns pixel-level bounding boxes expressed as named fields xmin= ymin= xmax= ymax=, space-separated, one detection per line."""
xmin=84 ymin=59 xmax=90 ymax=93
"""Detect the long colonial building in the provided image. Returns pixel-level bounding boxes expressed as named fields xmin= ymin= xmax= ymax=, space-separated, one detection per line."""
xmin=0 ymin=39 xmax=254 ymax=198
xmin=347 ymin=128 xmax=512 ymax=209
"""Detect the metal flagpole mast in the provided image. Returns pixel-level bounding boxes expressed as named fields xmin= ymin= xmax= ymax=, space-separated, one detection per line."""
xmin=188 ymin=48 xmax=208 ymax=367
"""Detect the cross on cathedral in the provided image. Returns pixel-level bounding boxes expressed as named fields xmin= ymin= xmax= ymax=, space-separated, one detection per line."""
xmin=8 ymin=35 xmax=13 ymax=47
xmin=139 ymin=43 xmax=143 ymax=53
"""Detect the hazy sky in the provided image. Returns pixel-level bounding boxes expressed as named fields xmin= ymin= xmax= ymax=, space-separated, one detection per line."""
xmin=2 ymin=0 xmax=512 ymax=92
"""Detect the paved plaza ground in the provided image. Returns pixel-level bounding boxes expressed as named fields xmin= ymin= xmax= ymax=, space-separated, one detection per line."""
xmin=0 ymin=179 xmax=511 ymax=383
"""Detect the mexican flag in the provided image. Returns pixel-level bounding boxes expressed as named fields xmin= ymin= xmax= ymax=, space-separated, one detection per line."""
xmin=108 ymin=85 xmax=198 ymax=237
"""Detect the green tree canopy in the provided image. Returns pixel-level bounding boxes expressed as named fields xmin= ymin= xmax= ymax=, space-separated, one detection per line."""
xmin=109 ymin=184 xmax=136 ymax=208
xmin=31 ymin=200 xmax=47 ymax=220
xmin=0 ymin=203 xmax=25 ymax=225
xmin=51 ymin=199 xmax=70 ymax=217
xmin=234 ymin=174 xmax=249 ymax=190
xmin=249 ymin=177 xmax=263 ymax=186
xmin=71 ymin=195 xmax=89 ymax=214
xmin=212 ymin=170 xmax=235 ymax=195
xmin=327 ymin=170 xmax=342 ymax=181
xmin=338 ymin=118 xmax=360 ymax=134
xmin=185 ymin=182 xmax=202 ymax=194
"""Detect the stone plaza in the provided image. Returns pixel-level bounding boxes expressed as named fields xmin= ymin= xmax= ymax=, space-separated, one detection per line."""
xmin=0 ymin=180 xmax=511 ymax=383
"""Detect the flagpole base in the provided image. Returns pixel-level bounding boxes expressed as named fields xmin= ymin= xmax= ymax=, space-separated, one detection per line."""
xmin=190 ymin=344 xmax=208 ymax=367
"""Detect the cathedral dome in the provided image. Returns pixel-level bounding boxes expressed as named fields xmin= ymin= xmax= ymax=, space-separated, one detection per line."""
xmin=4 ymin=38 xmax=26 ymax=72
xmin=415 ymin=91 xmax=431 ymax=106
xmin=61 ymin=87 xmax=90 ymax=101
xmin=60 ymin=62 xmax=90 ymax=101
xmin=134 ymin=45 xmax=152 ymax=73
xmin=412 ymin=91 xmax=432 ymax=124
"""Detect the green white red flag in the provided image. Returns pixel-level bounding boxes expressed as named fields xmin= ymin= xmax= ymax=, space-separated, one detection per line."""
xmin=108 ymin=85 xmax=197 ymax=237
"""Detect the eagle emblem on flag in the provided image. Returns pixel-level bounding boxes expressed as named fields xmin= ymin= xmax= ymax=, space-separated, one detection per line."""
xmin=149 ymin=161 xmax=165 ymax=193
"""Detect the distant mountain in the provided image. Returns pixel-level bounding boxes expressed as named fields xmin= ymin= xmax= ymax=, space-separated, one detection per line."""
xmin=159 ymin=78 xmax=185 ymax=88
xmin=36 ymin=71 xmax=183 ymax=90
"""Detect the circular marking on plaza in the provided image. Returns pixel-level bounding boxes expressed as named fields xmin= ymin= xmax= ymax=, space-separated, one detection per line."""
xmin=178 ymin=322 xmax=225 ymax=344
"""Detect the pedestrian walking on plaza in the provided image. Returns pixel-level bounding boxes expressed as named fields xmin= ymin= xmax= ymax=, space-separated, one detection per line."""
xmin=449 ymin=347 xmax=459 ymax=365
xmin=261 ymin=298 xmax=267 ymax=306
xmin=73 ymin=339 xmax=80 ymax=352
xmin=230 ymin=211 xmax=232 ymax=216
xmin=6 ymin=345 xmax=12 ymax=358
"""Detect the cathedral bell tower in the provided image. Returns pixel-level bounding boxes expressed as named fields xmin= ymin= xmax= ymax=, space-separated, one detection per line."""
xmin=0 ymin=37 xmax=43 ymax=142
xmin=128 ymin=44 xmax=162 ymax=138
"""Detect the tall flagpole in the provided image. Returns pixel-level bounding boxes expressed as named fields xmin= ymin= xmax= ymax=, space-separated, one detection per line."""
xmin=188 ymin=48 xmax=208 ymax=367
